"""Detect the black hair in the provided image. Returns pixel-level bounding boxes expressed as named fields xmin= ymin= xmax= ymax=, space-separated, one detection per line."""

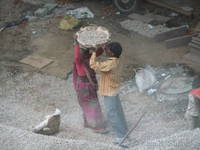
xmin=192 ymin=75 xmax=200 ymax=89
xmin=107 ymin=42 xmax=122 ymax=58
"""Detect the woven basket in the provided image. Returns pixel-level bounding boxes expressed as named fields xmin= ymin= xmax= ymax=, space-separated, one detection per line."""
xmin=76 ymin=25 xmax=111 ymax=49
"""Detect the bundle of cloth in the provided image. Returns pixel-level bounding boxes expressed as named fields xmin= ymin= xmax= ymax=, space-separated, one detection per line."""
xmin=33 ymin=109 xmax=61 ymax=135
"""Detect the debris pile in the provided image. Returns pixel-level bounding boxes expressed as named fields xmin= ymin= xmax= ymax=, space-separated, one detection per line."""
xmin=66 ymin=7 xmax=94 ymax=19
xmin=130 ymin=64 xmax=194 ymax=106
xmin=34 ymin=3 xmax=58 ymax=17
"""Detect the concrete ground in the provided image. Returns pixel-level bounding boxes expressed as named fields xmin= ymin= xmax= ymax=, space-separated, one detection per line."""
xmin=1 ymin=0 xmax=200 ymax=149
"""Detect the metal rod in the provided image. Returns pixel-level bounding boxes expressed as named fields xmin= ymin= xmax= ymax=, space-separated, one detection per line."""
xmin=119 ymin=112 xmax=147 ymax=146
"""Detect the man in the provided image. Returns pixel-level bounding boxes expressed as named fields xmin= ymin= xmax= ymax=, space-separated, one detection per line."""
xmin=185 ymin=75 xmax=200 ymax=129
xmin=90 ymin=42 xmax=128 ymax=144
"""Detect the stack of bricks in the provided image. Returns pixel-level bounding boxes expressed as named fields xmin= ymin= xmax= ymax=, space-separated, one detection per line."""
xmin=184 ymin=33 xmax=200 ymax=63
xmin=189 ymin=34 xmax=200 ymax=50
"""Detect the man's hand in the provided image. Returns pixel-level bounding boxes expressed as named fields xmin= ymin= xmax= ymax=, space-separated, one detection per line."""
xmin=88 ymin=47 xmax=96 ymax=54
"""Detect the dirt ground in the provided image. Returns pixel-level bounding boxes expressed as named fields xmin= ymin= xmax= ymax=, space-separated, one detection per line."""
xmin=1 ymin=0 xmax=200 ymax=81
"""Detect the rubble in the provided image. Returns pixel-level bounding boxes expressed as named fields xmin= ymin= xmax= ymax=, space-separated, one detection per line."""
xmin=34 ymin=3 xmax=58 ymax=17
xmin=66 ymin=7 xmax=94 ymax=19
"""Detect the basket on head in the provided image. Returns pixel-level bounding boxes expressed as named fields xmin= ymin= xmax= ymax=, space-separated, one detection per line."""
xmin=76 ymin=25 xmax=111 ymax=49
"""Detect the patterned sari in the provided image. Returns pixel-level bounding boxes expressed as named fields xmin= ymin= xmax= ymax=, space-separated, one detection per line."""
xmin=72 ymin=46 xmax=106 ymax=131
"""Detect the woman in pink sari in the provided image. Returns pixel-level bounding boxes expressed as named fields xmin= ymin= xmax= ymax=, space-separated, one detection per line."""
xmin=72 ymin=39 xmax=106 ymax=133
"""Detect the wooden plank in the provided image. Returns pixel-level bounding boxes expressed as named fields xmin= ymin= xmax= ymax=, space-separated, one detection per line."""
xmin=189 ymin=42 xmax=200 ymax=50
xmin=191 ymin=40 xmax=200 ymax=46
xmin=128 ymin=13 xmax=154 ymax=23
xmin=165 ymin=34 xmax=193 ymax=48
xmin=146 ymin=13 xmax=171 ymax=24
xmin=146 ymin=0 xmax=193 ymax=16
xmin=190 ymin=48 xmax=200 ymax=54
xmin=20 ymin=55 xmax=53 ymax=69
xmin=154 ymin=25 xmax=188 ymax=41
xmin=192 ymin=37 xmax=200 ymax=43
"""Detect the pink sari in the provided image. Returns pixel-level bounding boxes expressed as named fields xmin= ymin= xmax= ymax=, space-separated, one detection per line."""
xmin=73 ymin=45 xmax=106 ymax=131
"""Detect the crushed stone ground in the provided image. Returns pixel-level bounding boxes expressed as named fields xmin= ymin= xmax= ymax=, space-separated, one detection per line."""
xmin=0 ymin=124 xmax=122 ymax=150
xmin=0 ymin=72 xmax=197 ymax=149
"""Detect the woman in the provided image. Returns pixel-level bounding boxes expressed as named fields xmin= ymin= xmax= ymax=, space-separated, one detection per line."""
xmin=72 ymin=37 xmax=106 ymax=133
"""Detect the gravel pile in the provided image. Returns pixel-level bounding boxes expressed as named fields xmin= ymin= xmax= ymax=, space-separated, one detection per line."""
xmin=0 ymin=72 xmax=195 ymax=149
xmin=120 ymin=20 xmax=174 ymax=38
xmin=0 ymin=124 xmax=121 ymax=150
xmin=132 ymin=129 xmax=200 ymax=150
xmin=0 ymin=72 xmax=113 ymax=144
xmin=77 ymin=30 xmax=109 ymax=46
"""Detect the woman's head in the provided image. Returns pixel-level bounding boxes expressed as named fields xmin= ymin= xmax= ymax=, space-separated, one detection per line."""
xmin=105 ymin=42 xmax=122 ymax=58
xmin=80 ymin=47 xmax=91 ymax=59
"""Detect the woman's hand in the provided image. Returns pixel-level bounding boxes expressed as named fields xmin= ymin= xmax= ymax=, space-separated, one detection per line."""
xmin=73 ymin=34 xmax=78 ymax=45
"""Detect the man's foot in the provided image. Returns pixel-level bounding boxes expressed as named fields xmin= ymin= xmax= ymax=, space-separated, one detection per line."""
xmin=112 ymin=138 xmax=123 ymax=144
xmin=113 ymin=138 xmax=130 ymax=148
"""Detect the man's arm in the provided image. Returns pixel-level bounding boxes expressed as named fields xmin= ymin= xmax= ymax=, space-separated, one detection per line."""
xmin=90 ymin=52 xmax=113 ymax=72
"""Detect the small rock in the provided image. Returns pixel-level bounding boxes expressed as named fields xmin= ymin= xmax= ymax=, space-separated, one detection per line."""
xmin=161 ymin=73 xmax=166 ymax=77
xmin=170 ymin=12 xmax=179 ymax=17
xmin=32 ymin=31 xmax=37 ymax=34
xmin=148 ymin=24 xmax=154 ymax=29
xmin=147 ymin=88 xmax=157 ymax=95
xmin=181 ymin=6 xmax=193 ymax=12
xmin=34 ymin=8 xmax=49 ymax=17
xmin=34 ymin=3 xmax=58 ymax=17
xmin=26 ymin=16 xmax=38 ymax=22
xmin=44 ymin=3 xmax=58 ymax=13
xmin=116 ymin=12 xmax=121 ymax=15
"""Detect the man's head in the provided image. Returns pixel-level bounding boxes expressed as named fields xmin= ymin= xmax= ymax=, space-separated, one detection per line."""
xmin=105 ymin=42 xmax=122 ymax=58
